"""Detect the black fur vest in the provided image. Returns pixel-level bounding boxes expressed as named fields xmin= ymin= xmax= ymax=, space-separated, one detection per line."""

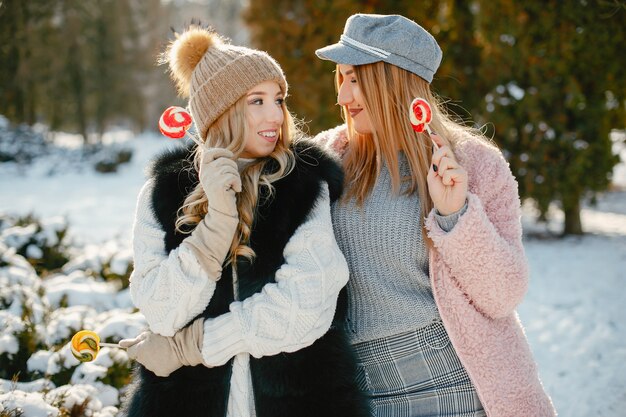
xmin=121 ymin=141 xmax=369 ymax=417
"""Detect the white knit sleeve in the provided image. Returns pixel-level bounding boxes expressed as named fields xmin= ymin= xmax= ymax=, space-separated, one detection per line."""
xmin=129 ymin=179 xmax=216 ymax=337
xmin=200 ymin=183 xmax=349 ymax=366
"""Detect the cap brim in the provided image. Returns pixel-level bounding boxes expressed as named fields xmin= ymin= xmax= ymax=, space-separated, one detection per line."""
xmin=315 ymin=42 xmax=382 ymax=66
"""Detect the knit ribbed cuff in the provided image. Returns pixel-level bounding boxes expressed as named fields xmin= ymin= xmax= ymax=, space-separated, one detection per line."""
xmin=201 ymin=311 xmax=248 ymax=367
xmin=434 ymin=200 xmax=468 ymax=232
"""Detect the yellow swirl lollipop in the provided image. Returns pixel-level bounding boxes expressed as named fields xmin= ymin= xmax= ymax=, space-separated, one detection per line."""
xmin=71 ymin=330 xmax=120 ymax=362
xmin=71 ymin=330 xmax=100 ymax=362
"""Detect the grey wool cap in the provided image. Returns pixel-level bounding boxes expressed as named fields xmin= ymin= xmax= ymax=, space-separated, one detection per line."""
xmin=316 ymin=14 xmax=442 ymax=83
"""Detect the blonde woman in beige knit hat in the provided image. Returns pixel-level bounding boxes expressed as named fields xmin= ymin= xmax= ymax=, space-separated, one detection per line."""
xmin=118 ymin=26 xmax=369 ymax=417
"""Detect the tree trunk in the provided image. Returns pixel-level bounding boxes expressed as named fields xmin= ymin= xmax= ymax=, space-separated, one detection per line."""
xmin=563 ymin=197 xmax=583 ymax=235
xmin=68 ymin=43 xmax=88 ymax=144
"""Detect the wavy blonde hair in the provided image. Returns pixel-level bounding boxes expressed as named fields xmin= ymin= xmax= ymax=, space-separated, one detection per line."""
xmin=337 ymin=62 xmax=485 ymax=243
xmin=175 ymin=94 xmax=297 ymax=266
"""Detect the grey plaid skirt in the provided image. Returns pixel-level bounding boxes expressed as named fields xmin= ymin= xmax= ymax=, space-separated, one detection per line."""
xmin=352 ymin=319 xmax=486 ymax=417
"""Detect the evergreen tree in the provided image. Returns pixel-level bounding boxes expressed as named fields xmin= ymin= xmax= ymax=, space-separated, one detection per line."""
xmin=476 ymin=0 xmax=626 ymax=234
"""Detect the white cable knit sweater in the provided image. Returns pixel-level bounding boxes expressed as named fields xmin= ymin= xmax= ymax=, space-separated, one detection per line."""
xmin=129 ymin=179 xmax=349 ymax=417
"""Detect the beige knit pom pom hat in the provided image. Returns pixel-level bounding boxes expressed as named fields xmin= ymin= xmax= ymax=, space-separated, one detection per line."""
xmin=162 ymin=26 xmax=288 ymax=141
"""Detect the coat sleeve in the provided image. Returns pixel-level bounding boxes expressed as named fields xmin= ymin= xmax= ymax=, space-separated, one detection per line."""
xmin=129 ymin=179 xmax=217 ymax=336
xmin=199 ymin=183 xmax=349 ymax=366
xmin=425 ymin=143 xmax=528 ymax=319
xmin=312 ymin=125 xmax=350 ymax=158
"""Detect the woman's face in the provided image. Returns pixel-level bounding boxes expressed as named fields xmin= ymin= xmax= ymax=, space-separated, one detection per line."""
xmin=241 ymin=81 xmax=285 ymax=158
xmin=337 ymin=64 xmax=373 ymax=134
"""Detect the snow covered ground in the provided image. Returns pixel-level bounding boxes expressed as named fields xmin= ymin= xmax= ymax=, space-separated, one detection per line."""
xmin=519 ymin=205 xmax=626 ymax=416
xmin=1 ymin=129 xmax=625 ymax=416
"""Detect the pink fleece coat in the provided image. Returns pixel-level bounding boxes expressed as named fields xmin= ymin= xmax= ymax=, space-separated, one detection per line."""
xmin=315 ymin=125 xmax=556 ymax=417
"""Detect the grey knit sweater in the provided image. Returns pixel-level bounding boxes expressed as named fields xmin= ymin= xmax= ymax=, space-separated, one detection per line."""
xmin=332 ymin=153 xmax=465 ymax=344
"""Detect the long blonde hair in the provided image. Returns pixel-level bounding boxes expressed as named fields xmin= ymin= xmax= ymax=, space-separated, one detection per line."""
xmin=337 ymin=62 xmax=483 ymax=243
xmin=175 ymin=95 xmax=298 ymax=266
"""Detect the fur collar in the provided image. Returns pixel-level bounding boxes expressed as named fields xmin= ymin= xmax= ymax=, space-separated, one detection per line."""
xmin=147 ymin=139 xmax=344 ymax=254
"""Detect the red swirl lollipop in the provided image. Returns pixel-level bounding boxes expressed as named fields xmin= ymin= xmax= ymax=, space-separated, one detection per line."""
xmin=409 ymin=97 xmax=433 ymax=133
xmin=159 ymin=106 xmax=192 ymax=139
xmin=409 ymin=97 xmax=438 ymax=150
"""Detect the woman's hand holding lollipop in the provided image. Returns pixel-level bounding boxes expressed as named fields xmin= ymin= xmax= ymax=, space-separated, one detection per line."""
xmin=409 ymin=98 xmax=468 ymax=216
xmin=427 ymin=133 xmax=468 ymax=216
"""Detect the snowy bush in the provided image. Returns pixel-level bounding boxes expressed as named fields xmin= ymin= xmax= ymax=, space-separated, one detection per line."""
xmin=0 ymin=215 xmax=70 ymax=275
xmin=0 ymin=120 xmax=134 ymax=176
xmin=0 ymin=214 xmax=145 ymax=417
xmin=63 ymin=243 xmax=133 ymax=289
xmin=0 ymin=120 xmax=49 ymax=165
xmin=0 ymin=214 xmax=134 ymax=287
xmin=93 ymin=147 xmax=134 ymax=174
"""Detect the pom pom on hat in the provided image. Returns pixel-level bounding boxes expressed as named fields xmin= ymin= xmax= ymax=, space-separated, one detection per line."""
xmin=162 ymin=26 xmax=224 ymax=97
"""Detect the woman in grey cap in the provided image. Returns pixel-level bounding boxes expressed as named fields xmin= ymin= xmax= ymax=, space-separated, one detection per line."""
xmin=315 ymin=13 xmax=555 ymax=417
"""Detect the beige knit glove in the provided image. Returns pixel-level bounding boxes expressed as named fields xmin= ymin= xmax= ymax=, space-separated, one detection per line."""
xmin=120 ymin=318 xmax=207 ymax=377
xmin=199 ymin=148 xmax=242 ymax=216
xmin=183 ymin=148 xmax=241 ymax=280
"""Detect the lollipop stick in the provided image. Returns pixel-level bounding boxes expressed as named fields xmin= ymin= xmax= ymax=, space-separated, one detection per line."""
xmin=99 ymin=342 xmax=122 ymax=348
xmin=425 ymin=125 xmax=439 ymax=151
xmin=186 ymin=134 xmax=208 ymax=150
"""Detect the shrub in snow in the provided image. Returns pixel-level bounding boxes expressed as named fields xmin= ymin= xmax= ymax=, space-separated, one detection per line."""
xmin=0 ymin=215 xmax=70 ymax=275
xmin=93 ymin=146 xmax=134 ymax=173
xmin=0 ymin=242 xmax=47 ymax=380
xmin=102 ymin=249 xmax=133 ymax=289
xmin=0 ymin=283 xmax=49 ymax=381
xmin=0 ymin=214 xmax=144 ymax=416
xmin=0 ymin=120 xmax=49 ymax=164
xmin=63 ymin=243 xmax=133 ymax=289
xmin=0 ymin=242 xmax=39 ymax=287
xmin=1 ymin=214 xmax=134 ymax=287
xmin=0 ymin=382 xmax=120 ymax=417
xmin=0 ymin=119 xmax=134 ymax=176
xmin=47 ymin=383 xmax=121 ymax=417
xmin=0 ymin=390 xmax=60 ymax=417
xmin=43 ymin=271 xmax=120 ymax=312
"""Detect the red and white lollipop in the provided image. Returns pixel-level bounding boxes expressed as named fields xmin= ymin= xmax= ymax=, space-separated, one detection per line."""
xmin=409 ymin=97 xmax=438 ymax=150
xmin=409 ymin=97 xmax=433 ymax=133
xmin=159 ymin=106 xmax=193 ymax=139
xmin=158 ymin=106 xmax=207 ymax=148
